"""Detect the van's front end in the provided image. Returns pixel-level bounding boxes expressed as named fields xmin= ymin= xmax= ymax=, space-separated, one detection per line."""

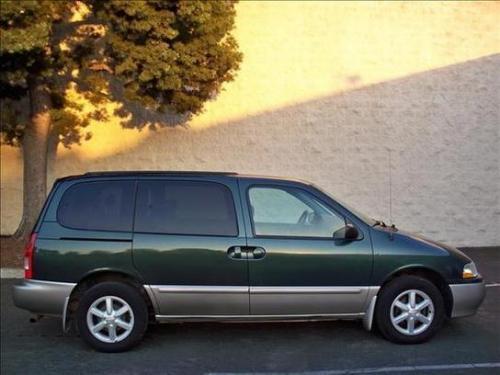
xmin=369 ymin=225 xmax=486 ymax=319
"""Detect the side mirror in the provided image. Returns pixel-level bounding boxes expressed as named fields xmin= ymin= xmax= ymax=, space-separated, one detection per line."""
xmin=333 ymin=224 xmax=359 ymax=241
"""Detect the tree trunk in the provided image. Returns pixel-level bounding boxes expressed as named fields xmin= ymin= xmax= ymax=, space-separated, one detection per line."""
xmin=14 ymin=80 xmax=51 ymax=241
xmin=46 ymin=124 xmax=60 ymax=189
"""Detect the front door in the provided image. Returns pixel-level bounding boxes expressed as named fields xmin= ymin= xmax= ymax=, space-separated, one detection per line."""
xmin=132 ymin=178 xmax=248 ymax=316
xmin=240 ymin=181 xmax=373 ymax=316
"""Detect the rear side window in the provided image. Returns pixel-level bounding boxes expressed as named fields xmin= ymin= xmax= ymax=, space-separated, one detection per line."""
xmin=135 ymin=180 xmax=238 ymax=236
xmin=57 ymin=181 xmax=135 ymax=231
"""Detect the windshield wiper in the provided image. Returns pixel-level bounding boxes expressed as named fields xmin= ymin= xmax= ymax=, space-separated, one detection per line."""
xmin=373 ymin=220 xmax=398 ymax=231
xmin=372 ymin=220 xmax=387 ymax=227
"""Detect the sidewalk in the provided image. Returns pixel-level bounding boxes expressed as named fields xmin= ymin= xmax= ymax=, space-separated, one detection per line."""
xmin=0 ymin=268 xmax=23 ymax=278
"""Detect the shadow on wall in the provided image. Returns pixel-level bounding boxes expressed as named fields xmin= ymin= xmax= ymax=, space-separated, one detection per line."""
xmin=53 ymin=54 xmax=500 ymax=246
xmin=6 ymin=54 xmax=500 ymax=246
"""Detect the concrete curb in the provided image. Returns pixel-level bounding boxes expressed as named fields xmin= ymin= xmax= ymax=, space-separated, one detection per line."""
xmin=1 ymin=268 xmax=23 ymax=279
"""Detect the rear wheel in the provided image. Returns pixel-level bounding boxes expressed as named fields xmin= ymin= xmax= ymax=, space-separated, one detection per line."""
xmin=375 ymin=275 xmax=445 ymax=344
xmin=77 ymin=282 xmax=148 ymax=352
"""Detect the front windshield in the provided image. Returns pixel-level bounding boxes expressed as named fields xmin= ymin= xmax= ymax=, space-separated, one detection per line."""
xmin=312 ymin=185 xmax=377 ymax=226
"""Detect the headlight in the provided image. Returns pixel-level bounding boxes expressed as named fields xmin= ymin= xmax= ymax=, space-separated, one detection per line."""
xmin=463 ymin=262 xmax=479 ymax=279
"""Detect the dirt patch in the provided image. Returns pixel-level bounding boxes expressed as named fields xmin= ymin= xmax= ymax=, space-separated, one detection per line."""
xmin=0 ymin=236 xmax=24 ymax=268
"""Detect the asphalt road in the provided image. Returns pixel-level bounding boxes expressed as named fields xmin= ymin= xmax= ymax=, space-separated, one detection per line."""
xmin=1 ymin=248 xmax=499 ymax=375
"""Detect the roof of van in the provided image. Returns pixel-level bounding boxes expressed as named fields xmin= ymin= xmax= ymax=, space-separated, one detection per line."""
xmin=84 ymin=171 xmax=238 ymax=177
xmin=56 ymin=171 xmax=312 ymax=185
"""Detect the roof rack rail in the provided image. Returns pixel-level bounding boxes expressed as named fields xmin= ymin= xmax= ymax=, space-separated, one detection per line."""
xmin=83 ymin=171 xmax=238 ymax=177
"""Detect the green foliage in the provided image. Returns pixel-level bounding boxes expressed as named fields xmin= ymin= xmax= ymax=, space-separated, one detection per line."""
xmin=95 ymin=0 xmax=242 ymax=114
xmin=0 ymin=0 xmax=242 ymax=146
xmin=0 ymin=1 xmax=61 ymax=98
xmin=0 ymin=97 xmax=26 ymax=146
xmin=0 ymin=0 xmax=95 ymax=146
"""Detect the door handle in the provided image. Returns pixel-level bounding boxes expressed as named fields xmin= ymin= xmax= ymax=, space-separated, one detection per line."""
xmin=227 ymin=246 xmax=266 ymax=260
xmin=248 ymin=247 xmax=266 ymax=260
xmin=227 ymin=246 xmax=245 ymax=260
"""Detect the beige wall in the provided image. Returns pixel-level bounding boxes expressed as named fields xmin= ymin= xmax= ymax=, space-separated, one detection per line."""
xmin=1 ymin=1 xmax=499 ymax=246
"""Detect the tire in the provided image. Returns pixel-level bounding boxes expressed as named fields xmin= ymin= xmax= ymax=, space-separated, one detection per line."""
xmin=375 ymin=275 xmax=445 ymax=344
xmin=77 ymin=281 xmax=148 ymax=352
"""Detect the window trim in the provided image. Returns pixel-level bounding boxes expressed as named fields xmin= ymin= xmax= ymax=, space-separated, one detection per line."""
xmin=56 ymin=180 xmax=137 ymax=233
xmin=246 ymin=184 xmax=348 ymax=240
xmin=133 ymin=179 xmax=240 ymax=238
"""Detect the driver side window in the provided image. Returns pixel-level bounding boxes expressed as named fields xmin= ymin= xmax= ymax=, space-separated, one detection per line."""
xmin=248 ymin=186 xmax=345 ymax=238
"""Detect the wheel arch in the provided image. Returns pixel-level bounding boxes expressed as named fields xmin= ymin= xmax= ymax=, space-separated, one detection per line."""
xmin=65 ymin=270 xmax=156 ymax=330
xmin=379 ymin=266 xmax=453 ymax=318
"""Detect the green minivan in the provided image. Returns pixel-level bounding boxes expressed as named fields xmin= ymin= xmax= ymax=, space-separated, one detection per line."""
xmin=13 ymin=171 xmax=485 ymax=352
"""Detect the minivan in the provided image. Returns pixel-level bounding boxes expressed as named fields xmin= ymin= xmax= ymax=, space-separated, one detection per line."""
xmin=13 ymin=171 xmax=485 ymax=352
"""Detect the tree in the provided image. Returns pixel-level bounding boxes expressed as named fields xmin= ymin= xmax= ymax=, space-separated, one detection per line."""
xmin=0 ymin=0 xmax=242 ymax=239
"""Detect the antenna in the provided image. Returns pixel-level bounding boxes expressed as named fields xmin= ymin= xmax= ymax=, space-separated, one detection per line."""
xmin=389 ymin=148 xmax=393 ymax=226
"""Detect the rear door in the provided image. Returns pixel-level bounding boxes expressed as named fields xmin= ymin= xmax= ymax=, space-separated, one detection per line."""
xmin=132 ymin=177 xmax=249 ymax=316
xmin=239 ymin=180 xmax=373 ymax=316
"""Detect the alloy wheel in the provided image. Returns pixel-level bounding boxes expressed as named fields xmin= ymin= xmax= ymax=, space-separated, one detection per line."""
xmin=390 ymin=289 xmax=434 ymax=336
xmin=86 ymin=295 xmax=135 ymax=343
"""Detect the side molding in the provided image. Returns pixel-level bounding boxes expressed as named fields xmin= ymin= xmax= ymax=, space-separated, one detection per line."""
xmin=155 ymin=285 xmax=248 ymax=294
xmin=148 ymin=285 xmax=249 ymax=316
xmin=147 ymin=285 xmax=380 ymax=319
xmin=250 ymin=286 xmax=363 ymax=294
xmin=155 ymin=313 xmax=365 ymax=323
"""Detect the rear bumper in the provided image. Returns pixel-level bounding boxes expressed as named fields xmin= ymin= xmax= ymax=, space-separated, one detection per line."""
xmin=12 ymin=279 xmax=76 ymax=317
xmin=449 ymin=281 xmax=486 ymax=318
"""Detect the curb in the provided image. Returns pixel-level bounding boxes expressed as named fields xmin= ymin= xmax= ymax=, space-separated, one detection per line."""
xmin=1 ymin=268 xmax=23 ymax=279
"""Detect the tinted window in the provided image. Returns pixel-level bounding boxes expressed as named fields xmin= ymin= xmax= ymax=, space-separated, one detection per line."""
xmin=58 ymin=181 xmax=135 ymax=231
xmin=248 ymin=186 xmax=345 ymax=237
xmin=135 ymin=180 xmax=238 ymax=236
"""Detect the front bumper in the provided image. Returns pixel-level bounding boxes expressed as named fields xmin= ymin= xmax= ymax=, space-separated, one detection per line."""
xmin=449 ymin=281 xmax=486 ymax=318
xmin=12 ymin=279 xmax=76 ymax=317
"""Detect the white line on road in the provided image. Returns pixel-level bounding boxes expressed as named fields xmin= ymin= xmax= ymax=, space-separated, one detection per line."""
xmin=485 ymin=283 xmax=500 ymax=288
xmin=206 ymin=362 xmax=500 ymax=375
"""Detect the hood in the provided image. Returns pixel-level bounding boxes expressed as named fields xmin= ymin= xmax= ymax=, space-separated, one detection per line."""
xmin=396 ymin=229 xmax=471 ymax=262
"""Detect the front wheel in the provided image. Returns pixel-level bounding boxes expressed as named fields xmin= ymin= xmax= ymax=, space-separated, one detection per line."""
xmin=375 ymin=275 xmax=445 ymax=344
xmin=77 ymin=282 xmax=149 ymax=352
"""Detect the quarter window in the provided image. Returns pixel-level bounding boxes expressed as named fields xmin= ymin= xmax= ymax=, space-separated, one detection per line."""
xmin=57 ymin=181 xmax=135 ymax=231
xmin=248 ymin=186 xmax=345 ymax=237
xmin=134 ymin=180 xmax=238 ymax=236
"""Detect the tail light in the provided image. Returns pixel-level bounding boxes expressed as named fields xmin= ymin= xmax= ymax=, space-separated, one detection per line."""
xmin=24 ymin=233 xmax=37 ymax=279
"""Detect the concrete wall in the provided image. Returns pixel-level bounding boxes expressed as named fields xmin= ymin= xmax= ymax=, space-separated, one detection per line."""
xmin=1 ymin=1 xmax=499 ymax=246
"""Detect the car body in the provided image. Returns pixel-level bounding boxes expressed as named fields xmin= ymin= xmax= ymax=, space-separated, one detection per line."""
xmin=13 ymin=171 xmax=485 ymax=351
